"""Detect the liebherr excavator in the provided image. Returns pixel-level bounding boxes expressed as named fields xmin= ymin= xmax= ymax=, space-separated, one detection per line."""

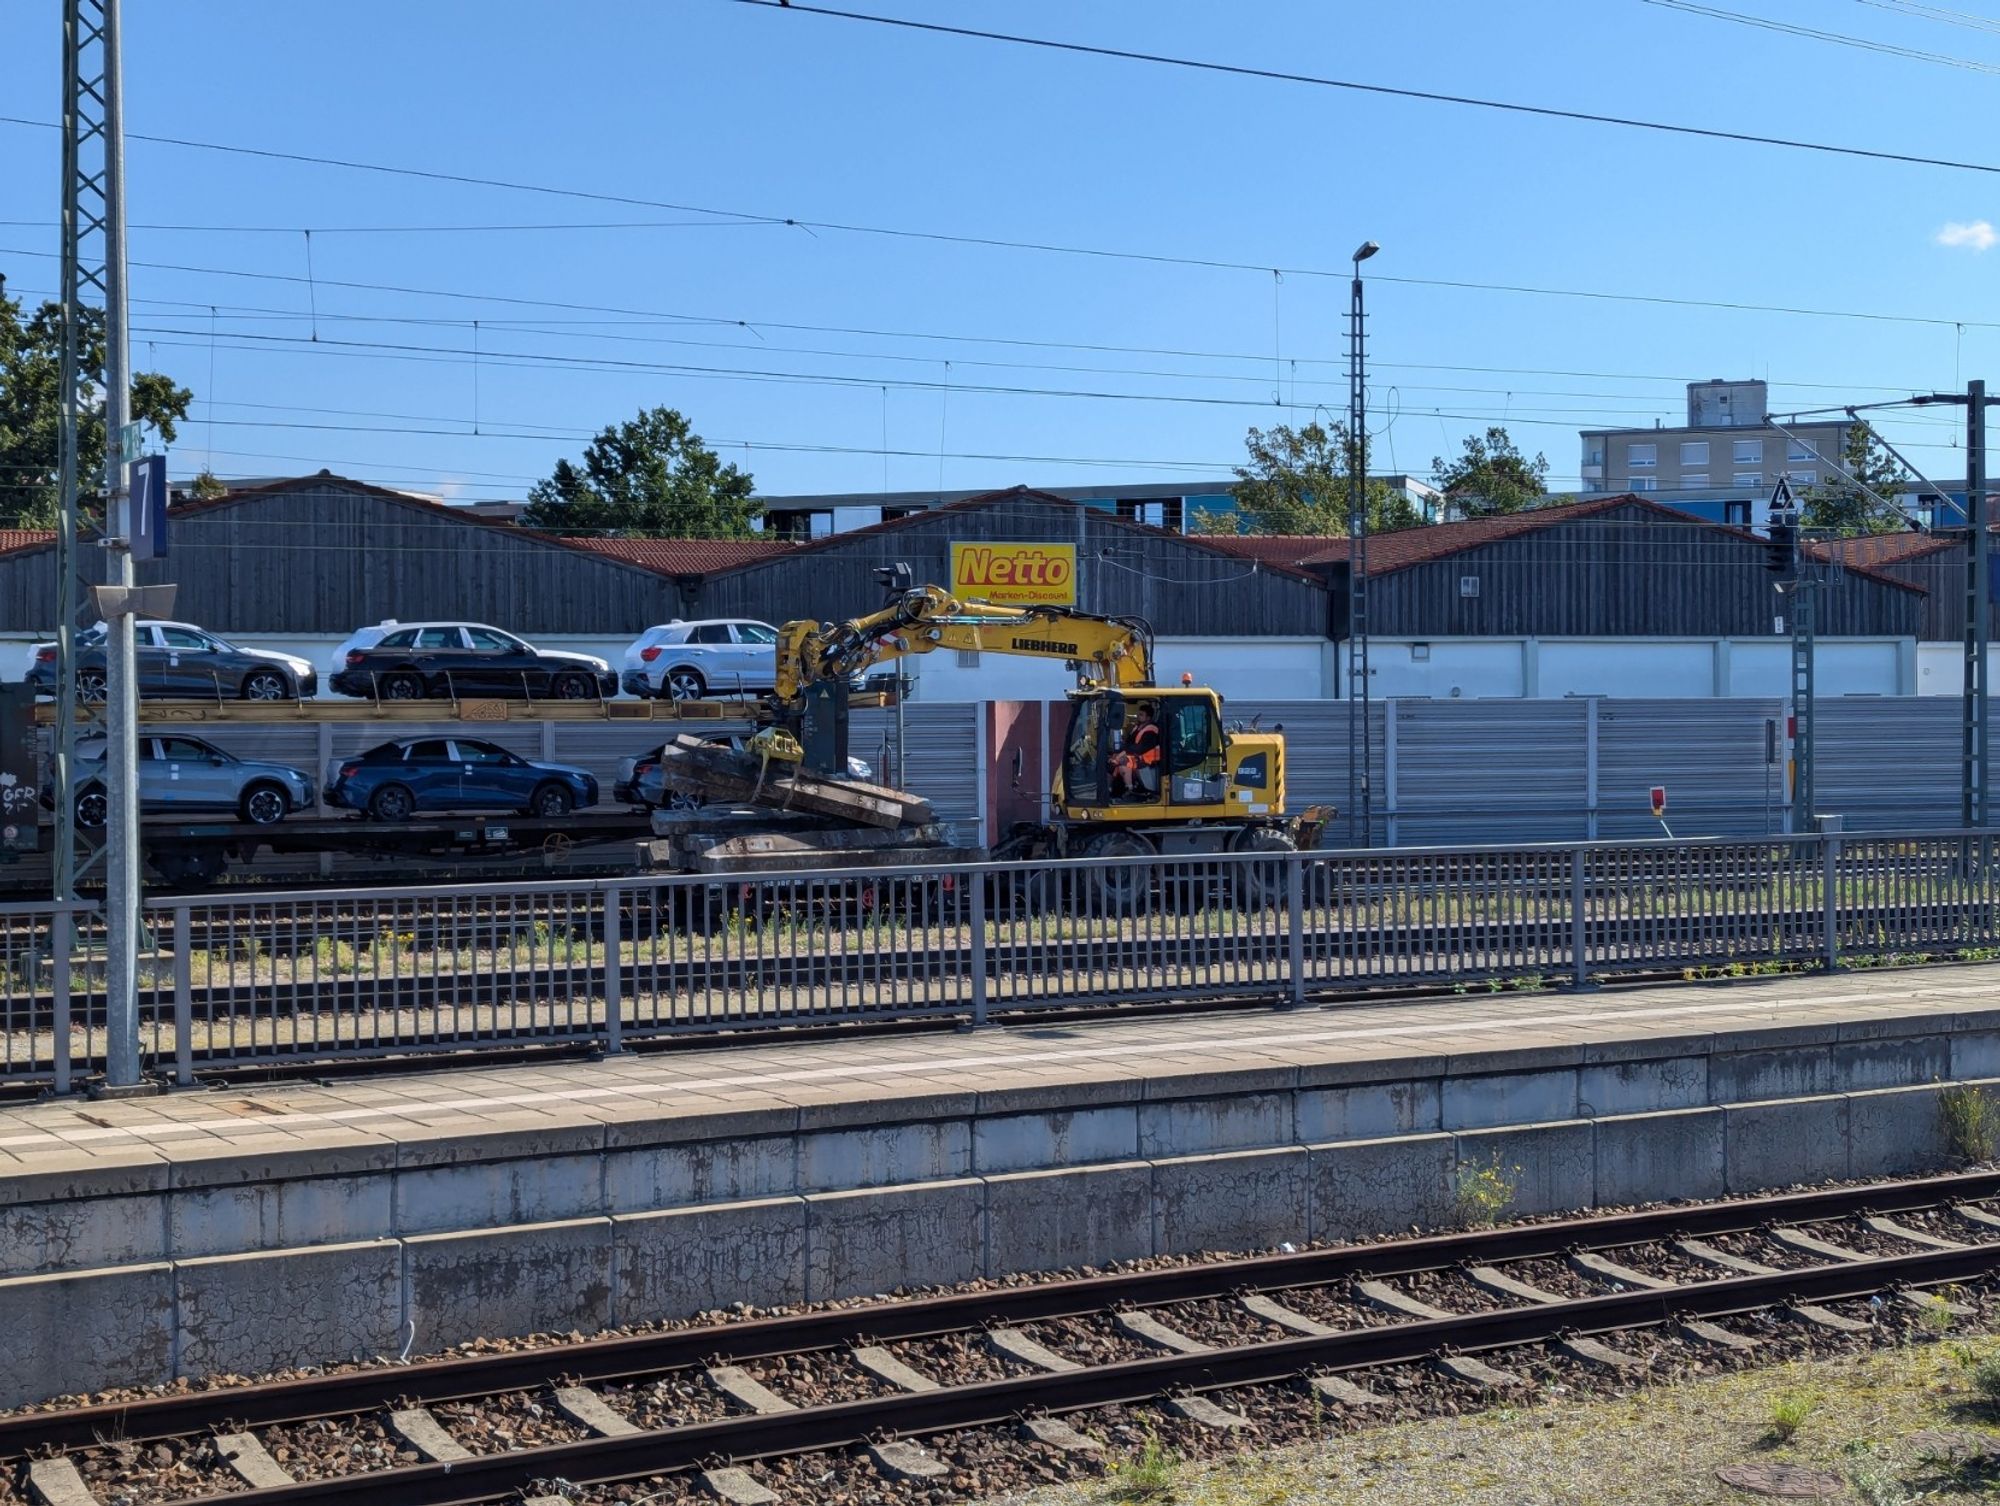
xmin=647 ymin=569 xmax=1329 ymax=905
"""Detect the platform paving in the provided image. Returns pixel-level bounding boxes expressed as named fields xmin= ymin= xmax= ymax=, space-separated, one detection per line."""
xmin=0 ymin=963 xmax=1994 ymax=1175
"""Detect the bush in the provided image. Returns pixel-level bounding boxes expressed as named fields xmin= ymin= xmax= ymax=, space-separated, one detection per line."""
xmin=1453 ymin=1157 xmax=1517 ymax=1230
xmin=1939 ymin=1085 xmax=2000 ymax=1165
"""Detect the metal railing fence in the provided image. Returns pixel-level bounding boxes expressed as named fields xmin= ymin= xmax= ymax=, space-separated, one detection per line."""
xmin=5 ymin=829 xmax=1999 ymax=1087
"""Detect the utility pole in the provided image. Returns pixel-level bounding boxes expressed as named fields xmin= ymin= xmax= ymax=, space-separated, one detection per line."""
xmin=1346 ymin=241 xmax=1379 ymax=848
xmin=1915 ymin=381 xmax=1998 ymax=829
xmin=1766 ymin=478 xmax=1815 ymax=832
xmin=60 ymin=0 xmax=143 ymax=1089
xmin=99 ymin=0 xmax=140 ymax=1091
xmin=1971 ymin=379 xmax=1990 ymax=831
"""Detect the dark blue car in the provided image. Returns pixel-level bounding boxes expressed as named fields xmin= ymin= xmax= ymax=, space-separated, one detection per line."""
xmin=325 ymin=737 xmax=598 ymax=821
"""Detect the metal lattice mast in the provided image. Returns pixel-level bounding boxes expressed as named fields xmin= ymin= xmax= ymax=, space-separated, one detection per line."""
xmin=1967 ymin=378 xmax=1990 ymax=830
xmin=1346 ymin=244 xmax=1378 ymax=848
xmin=54 ymin=0 xmax=114 ymax=903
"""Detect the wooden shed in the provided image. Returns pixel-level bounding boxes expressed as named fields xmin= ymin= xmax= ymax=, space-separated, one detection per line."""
xmin=676 ymin=487 xmax=1330 ymax=637
xmin=0 ymin=474 xmax=676 ymax=634
xmin=1207 ymin=496 xmax=1925 ymax=639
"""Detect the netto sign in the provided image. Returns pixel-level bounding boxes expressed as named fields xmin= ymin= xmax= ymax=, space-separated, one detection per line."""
xmin=949 ymin=543 xmax=1077 ymax=607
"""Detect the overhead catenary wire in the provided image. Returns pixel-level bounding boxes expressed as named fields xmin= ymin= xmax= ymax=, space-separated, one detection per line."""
xmin=1639 ymin=0 xmax=2000 ymax=72
xmin=720 ymin=0 xmax=2000 ymax=177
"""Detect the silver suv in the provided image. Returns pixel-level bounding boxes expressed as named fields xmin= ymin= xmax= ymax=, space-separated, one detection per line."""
xmin=620 ymin=620 xmax=778 ymax=701
xmin=63 ymin=735 xmax=314 ymax=829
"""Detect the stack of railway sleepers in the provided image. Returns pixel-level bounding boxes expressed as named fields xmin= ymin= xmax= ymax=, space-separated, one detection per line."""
xmin=654 ymin=734 xmax=933 ymax=830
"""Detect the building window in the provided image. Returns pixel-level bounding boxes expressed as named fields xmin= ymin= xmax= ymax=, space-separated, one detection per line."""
xmin=1627 ymin=443 xmax=1657 ymax=469
xmin=1681 ymin=474 xmax=1709 ymax=488
xmin=1583 ymin=446 xmax=1605 ymax=467
xmin=1725 ymin=500 xmax=1751 ymax=527
xmin=1680 ymin=441 xmax=1710 ymax=466
xmin=1117 ymin=497 xmax=1184 ymax=531
xmin=1734 ymin=472 xmax=1763 ymax=488
xmin=955 ymin=650 xmax=981 ymax=669
xmin=1734 ymin=439 xmax=1763 ymax=465
xmin=1787 ymin=440 xmax=1817 ymax=464
xmin=1627 ymin=476 xmax=1658 ymax=492
xmin=1787 ymin=470 xmax=1816 ymax=486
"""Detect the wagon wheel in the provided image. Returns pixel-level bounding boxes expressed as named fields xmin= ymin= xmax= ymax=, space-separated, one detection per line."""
xmin=542 ymin=832 xmax=575 ymax=865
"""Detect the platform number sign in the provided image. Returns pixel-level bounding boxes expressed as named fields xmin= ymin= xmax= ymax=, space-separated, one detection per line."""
xmin=128 ymin=454 xmax=168 ymax=562
xmin=0 ymin=684 xmax=39 ymax=853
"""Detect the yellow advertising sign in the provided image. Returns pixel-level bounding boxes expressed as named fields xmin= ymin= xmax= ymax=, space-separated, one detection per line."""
xmin=949 ymin=542 xmax=1078 ymax=607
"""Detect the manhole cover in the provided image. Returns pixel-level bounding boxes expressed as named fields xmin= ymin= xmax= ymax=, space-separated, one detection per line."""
xmin=1716 ymin=1463 xmax=1845 ymax=1499
xmin=1906 ymin=1428 xmax=2000 ymax=1461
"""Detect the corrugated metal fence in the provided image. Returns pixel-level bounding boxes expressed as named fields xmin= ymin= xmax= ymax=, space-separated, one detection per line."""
xmin=1232 ymin=695 xmax=1962 ymax=842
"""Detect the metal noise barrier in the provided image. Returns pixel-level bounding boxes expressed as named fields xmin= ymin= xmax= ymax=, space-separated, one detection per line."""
xmin=0 ymin=830 xmax=1995 ymax=1085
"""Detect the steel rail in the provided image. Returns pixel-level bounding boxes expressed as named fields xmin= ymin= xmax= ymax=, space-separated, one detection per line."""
xmin=162 ymin=1240 xmax=2000 ymax=1506
xmin=10 ymin=1168 xmax=1999 ymax=1458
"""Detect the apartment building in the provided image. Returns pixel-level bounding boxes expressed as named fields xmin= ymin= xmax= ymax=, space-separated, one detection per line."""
xmin=1580 ymin=380 xmax=1852 ymax=527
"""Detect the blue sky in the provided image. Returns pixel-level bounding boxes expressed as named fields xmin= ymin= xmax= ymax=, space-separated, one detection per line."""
xmin=1 ymin=0 xmax=1996 ymax=508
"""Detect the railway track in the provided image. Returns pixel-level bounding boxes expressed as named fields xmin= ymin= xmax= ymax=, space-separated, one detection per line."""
xmin=9 ymin=1171 xmax=2000 ymax=1506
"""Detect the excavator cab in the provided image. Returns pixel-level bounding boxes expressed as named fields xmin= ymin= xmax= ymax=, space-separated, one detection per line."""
xmin=1057 ymin=687 xmax=1283 ymax=823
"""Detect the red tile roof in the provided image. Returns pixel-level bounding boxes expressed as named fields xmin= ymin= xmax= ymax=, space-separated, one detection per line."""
xmin=560 ymin=536 xmax=797 ymax=576
xmin=692 ymin=486 xmax=1326 ymax=584
xmin=1202 ymin=495 xmax=1924 ymax=593
xmin=1202 ymin=497 xmax=1654 ymax=574
xmin=0 ymin=530 xmax=55 ymax=556
xmin=1810 ymin=531 xmax=1960 ymax=568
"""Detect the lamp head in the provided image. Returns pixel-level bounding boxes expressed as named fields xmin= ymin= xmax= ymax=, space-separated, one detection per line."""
xmin=1352 ymin=240 xmax=1381 ymax=264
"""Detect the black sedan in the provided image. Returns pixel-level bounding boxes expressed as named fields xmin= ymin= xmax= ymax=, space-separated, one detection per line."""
xmin=328 ymin=622 xmax=615 ymax=701
xmin=26 ymin=620 xmax=317 ymax=701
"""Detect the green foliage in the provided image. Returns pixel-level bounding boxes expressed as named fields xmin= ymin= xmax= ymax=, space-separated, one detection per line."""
xmin=1453 ymin=1156 xmax=1517 ymax=1229
xmin=1099 ymin=1429 xmax=1180 ymax=1502
xmin=1938 ymin=1084 xmax=2000 ymax=1164
xmin=1951 ymin=1343 xmax=2000 ymax=1409
xmin=1911 ymin=1290 xmax=1959 ymax=1336
xmin=310 ymin=936 xmax=358 ymax=972
xmin=1841 ymin=1440 xmax=1915 ymax=1506
xmin=1766 ymin=1389 xmax=1818 ymax=1441
xmin=1431 ymin=425 xmax=1553 ymax=517
xmin=0 ymin=283 xmax=194 ymax=527
xmin=1801 ymin=425 xmax=1912 ymax=538
xmin=1225 ymin=420 xmax=1422 ymax=536
xmin=523 ymin=405 xmax=760 ymax=538
xmin=188 ymin=470 xmax=229 ymax=500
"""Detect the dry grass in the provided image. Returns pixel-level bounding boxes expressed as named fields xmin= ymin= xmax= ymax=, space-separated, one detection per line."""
xmin=998 ymin=1334 xmax=2000 ymax=1506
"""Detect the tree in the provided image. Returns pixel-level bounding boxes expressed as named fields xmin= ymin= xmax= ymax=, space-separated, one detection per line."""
xmin=188 ymin=471 xmax=229 ymax=500
xmin=1211 ymin=420 xmax=1422 ymax=536
xmin=1800 ymin=425 xmax=1912 ymax=537
xmin=0 ymin=283 xmax=194 ymax=527
xmin=1431 ymin=426 xmax=1552 ymax=517
xmin=523 ymin=406 xmax=759 ymax=538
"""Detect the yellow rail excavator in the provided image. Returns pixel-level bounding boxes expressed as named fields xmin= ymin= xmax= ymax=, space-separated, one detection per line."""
xmin=758 ymin=567 xmax=1329 ymax=891
xmin=647 ymin=566 xmax=1328 ymax=906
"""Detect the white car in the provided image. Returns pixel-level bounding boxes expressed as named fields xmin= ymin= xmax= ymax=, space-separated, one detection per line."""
xmin=621 ymin=619 xmax=779 ymax=701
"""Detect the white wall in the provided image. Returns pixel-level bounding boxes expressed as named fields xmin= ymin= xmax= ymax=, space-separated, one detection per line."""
xmin=0 ymin=625 xmax=1965 ymax=704
xmin=1367 ymin=636 xmax=1916 ymax=701
xmin=902 ymin=636 xmax=1332 ymax=703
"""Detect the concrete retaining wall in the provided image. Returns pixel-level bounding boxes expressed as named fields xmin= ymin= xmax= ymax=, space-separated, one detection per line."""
xmin=5 ymin=1011 xmax=1997 ymax=1407
xmin=0 ymin=1072 xmax=1982 ymax=1407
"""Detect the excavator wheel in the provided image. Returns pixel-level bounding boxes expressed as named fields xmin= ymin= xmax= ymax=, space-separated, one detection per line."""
xmin=1080 ymin=829 xmax=1156 ymax=917
xmin=1230 ymin=826 xmax=1298 ymax=911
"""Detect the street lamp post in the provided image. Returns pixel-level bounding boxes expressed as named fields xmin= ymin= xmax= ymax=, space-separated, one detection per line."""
xmin=1346 ymin=241 xmax=1379 ymax=848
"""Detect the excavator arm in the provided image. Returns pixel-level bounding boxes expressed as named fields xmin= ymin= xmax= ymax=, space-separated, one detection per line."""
xmin=776 ymin=584 xmax=1155 ymax=702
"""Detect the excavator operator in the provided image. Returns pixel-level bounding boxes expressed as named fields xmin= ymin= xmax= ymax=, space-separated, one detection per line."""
xmin=1110 ymin=703 xmax=1164 ymax=801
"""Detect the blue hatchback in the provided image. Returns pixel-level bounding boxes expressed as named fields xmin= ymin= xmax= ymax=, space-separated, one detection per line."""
xmin=326 ymin=737 xmax=598 ymax=821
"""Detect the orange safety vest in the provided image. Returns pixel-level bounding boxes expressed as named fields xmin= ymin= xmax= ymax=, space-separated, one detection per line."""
xmin=1131 ymin=721 xmax=1162 ymax=767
